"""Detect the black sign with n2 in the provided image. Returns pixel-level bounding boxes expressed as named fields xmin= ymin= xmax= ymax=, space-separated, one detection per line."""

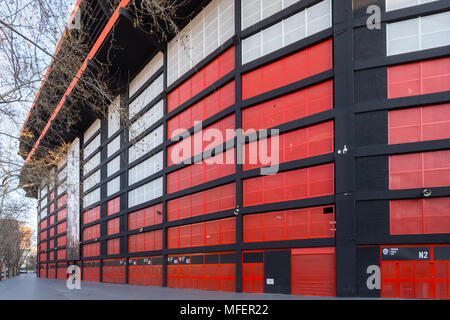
xmin=381 ymin=247 xmax=431 ymax=261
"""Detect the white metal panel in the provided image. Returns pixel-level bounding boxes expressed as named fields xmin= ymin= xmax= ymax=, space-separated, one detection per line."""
xmin=83 ymin=188 xmax=100 ymax=209
xmin=386 ymin=0 xmax=438 ymax=12
xmin=107 ymin=135 xmax=121 ymax=158
xmin=167 ymin=38 xmax=179 ymax=87
xmin=84 ymin=119 xmax=101 ymax=142
xmin=128 ymin=151 xmax=163 ymax=186
xmin=128 ymin=177 xmax=163 ymax=208
xmin=284 ymin=10 xmax=306 ymax=46
xmin=219 ymin=0 xmax=235 ymax=45
xmin=421 ymin=11 xmax=450 ymax=51
xmin=262 ymin=22 xmax=283 ymax=56
xmin=108 ymin=96 xmax=121 ymax=138
xmin=167 ymin=0 xmax=235 ymax=86
xmin=107 ymin=156 xmax=121 ymax=177
xmin=107 ymin=176 xmax=121 ymax=196
xmin=262 ymin=0 xmax=282 ymax=20
xmin=242 ymin=0 xmax=302 ymax=30
xmin=306 ymin=0 xmax=332 ymax=36
xmin=242 ymin=0 xmax=332 ymax=64
xmin=204 ymin=0 xmax=219 ymax=57
xmin=129 ymin=99 xmax=164 ymax=140
xmin=242 ymin=32 xmax=262 ymax=65
xmin=178 ymin=29 xmax=191 ymax=79
xmin=387 ymin=12 xmax=450 ymax=56
xmin=129 ymin=74 xmax=164 ymax=119
xmin=129 ymin=52 xmax=164 ymax=97
xmin=242 ymin=0 xmax=260 ymax=30
xmin=83 ymin=169 xmax=100 ymax=191
xmin=191 ymin=13 xmax=204 ymax=67
xmin=41 ymin=207 xmax=47 ymax=219
xmin=58 ymin=167 xmax=67 ymax=183
xmin=40 ymin=183 xmax=48 ymax=199
xmin=83 ymin=134 xmax=101 ymax=160
xmin=57 ymin=185 xmax=65 ymax=196
xmin=387 ymin=18 xmax=420 ymax=55
xmin=128 ymin=125 xmax=164 ymax=164
xmin=40 ymin=196 xmax=48 ymax=209
xmin=83 ymin=152 xmax=100 ymax=176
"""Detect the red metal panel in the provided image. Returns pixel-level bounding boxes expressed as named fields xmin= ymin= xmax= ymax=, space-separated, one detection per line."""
xmin=168 ymin=115 xmax=236 ymax=167
xmin=56 ymin=222 xmax=66 ymax=234
xmin=167 ymin=149 xmax=236 ymax=194
xmin=179 ymin=80 xmax=192 ymax=106
xmin=291 ymin=247 xmax=336 ymax=296
xmin=82 ymin=260 xmax=100 ymax=282
xmin=83 ymin=242 xmax=100 ymax=258
xmin=389 ymin=103 xmax=450 ymax=144
xmin=243 ymin=206 xmax=335 ymax=242
xmin=107 ymin=217 xmax=120 ymax=235
xmin=102 ymin=259 xmax=126 ymax=284
xmin=83 ymin=206 xmax=100 ymax=225
xmin=167 ymin=218 xmax=235 ymax=249
xmin=57 ymin=194 xmax=67 ymax=208
xmin=40 ymin=265 xmax=47 ymax=278
xmin=128 ymin=229 xmax=163 ymax=253
xmin=57 ymin=235 xmax=67 ymax=247
xmin=57 ymin=208 xmax=67 ymax=221
xmin=243 ymin=121 xmax=333 ymax=171
xmin=243 ymin=163 xmax=334 ymax=206
xmin=48 ymin=264 xmax=56 ymax=279
xmin=242 ymin=40 xmax=333 ymax=100
xmin=380 ymin=247 xmax=450 ymax=299
xmin=191 ymin=223 xmax=205 ymax=247
xmin=167 ymin=47 xmax=235 ymax=113
xmin=83 ymin=224 xmax=100 ymax=241
xmin=56 ymin=249 xmax=66 ymax=260
xmin=242 ymin=262 xmax=264 ymax=293
xmin=167 ymin=82 xmax=236 ymax=140
xmin=389 ymin=150 xmax=450 ymax=190
xmin=107 ymin=238 xmax=120 ymax=255
xmin=57 ymin=264 xmax=66 ymax=280
xmin=168 ymin=88 xmax=180 ymax=113
xmin=167 ymin=252 xmax=236 ymax=292
xmin=242 ymin=80 xmax=333 ymax=132
xmin=388 ymin=57 xmax=450 ymax=99
xmin=128 ymin=257 xmax=163 ymax=287
xmin=128 ymin=203 xmax=163 ymax=231
xmin=107 ymin=197 xmax=120 ymax=216
xmin=390 ymin=197 xmax=450 ymax=235
xmin=421 ymin=57 xmax=450 ymax=95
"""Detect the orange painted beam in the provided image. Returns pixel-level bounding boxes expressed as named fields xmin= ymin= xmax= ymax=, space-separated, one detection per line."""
xmin=23 ymin=0 xmax=130 ymax=166
xmin=20 ymin=0 xmax=82 ymax=137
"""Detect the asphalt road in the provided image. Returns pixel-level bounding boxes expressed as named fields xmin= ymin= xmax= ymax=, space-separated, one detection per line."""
xmin=0 ymin=274 xmax=344 ymax=300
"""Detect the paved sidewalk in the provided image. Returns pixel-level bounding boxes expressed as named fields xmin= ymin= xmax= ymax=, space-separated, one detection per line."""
xmin=0 ymin=274 xmax=347 ymax=300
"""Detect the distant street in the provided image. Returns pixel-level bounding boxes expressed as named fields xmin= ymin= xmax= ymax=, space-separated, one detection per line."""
xmin=0 ymin=274 xmax=349 ymax=300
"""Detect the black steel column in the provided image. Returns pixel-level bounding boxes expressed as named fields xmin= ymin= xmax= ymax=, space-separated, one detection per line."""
xmin=234 ymin=0 xmax=243 ymax=293
xmin=99 ymin=116 xmax=108 ymax=284
xmin=120 ymin=84 xmax=130 ymax=284
xmin=162 ymin=46 xmax=169 ymax=288
xmin=333 ymin=0 xmax=357 ymax=297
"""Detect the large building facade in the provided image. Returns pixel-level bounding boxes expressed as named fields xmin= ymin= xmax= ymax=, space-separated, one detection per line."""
xmin=25 ymin=0 xmax=450 ymax=298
